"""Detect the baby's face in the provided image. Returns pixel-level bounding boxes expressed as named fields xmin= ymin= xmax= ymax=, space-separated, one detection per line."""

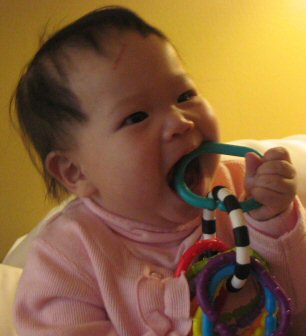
xmin=66 ymin=31 xmax=219 ymax=228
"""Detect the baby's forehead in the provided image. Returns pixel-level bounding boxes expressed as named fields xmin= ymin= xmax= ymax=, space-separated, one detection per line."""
xmin=57 ymin=31 xmax=146 ymax=78
xmin=56 ymin=32 xmax=184 ymax=111
xmin=63 ymin=31 xmax=174 ymax=78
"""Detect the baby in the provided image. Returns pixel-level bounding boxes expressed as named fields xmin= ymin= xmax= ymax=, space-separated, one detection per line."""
xmin=12 ymin=6 xmax=306 ymax=335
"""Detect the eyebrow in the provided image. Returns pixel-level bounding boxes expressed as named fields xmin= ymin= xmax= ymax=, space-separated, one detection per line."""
xmin=107 ymin=72 xmax=194 ymax=116
xmin=107 ymin=92 xmax=144 ymax=118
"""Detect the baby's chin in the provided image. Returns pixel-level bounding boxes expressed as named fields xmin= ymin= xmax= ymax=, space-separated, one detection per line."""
xmin=159 ymin=205 xmax=202 ymax=230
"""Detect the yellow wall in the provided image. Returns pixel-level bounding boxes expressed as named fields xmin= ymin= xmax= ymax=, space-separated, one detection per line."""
xmin=1 ymin=0 xmax=306 ymax=260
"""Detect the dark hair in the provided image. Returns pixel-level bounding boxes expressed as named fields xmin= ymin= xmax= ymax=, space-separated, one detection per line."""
xmin=10 ymin=6 xmax=167 ymax=200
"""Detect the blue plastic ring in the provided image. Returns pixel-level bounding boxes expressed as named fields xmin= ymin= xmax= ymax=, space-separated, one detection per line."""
xmin=174 ymin=142 xmax=263 ymax=211
xmin=201 ymin=263 xmax=277 ymax=335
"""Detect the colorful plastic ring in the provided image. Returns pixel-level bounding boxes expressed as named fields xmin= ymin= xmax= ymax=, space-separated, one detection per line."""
xmin=175 ymin=238 xmax=229 ymax=277
xmin=196 ymin=251 xmax=291 ymax=335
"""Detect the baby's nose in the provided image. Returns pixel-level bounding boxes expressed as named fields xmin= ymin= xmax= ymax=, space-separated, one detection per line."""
xmin=162 ymin=108 xmax=195 ymax=142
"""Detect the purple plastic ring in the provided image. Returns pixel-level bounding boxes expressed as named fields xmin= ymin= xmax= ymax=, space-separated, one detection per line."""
xmin=196 ymin=251 xmax=291 ymax=335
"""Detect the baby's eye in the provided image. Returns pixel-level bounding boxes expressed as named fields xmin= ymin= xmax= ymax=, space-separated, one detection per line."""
xmin=122 ymin=111 xmax=148 ymax=126
xmin=177 ymin=90 xmax=197 ymax=103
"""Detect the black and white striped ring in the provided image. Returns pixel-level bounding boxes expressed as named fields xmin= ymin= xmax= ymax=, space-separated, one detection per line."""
xmin=202 ymin=186 xmax=251 ymax=292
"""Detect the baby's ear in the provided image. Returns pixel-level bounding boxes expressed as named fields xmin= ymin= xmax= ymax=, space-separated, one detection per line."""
xmin=45 ymin=151 xmax=96 ymax=197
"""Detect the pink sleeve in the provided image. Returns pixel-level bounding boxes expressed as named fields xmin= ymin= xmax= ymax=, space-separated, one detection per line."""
xmin=246 ymin=198 xmax=306 ymax=333
xmin=14 ymin=238 xmax=118 ymax=336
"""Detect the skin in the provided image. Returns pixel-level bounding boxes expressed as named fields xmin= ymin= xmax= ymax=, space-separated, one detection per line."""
xmin=46 ymin=30 xmax=297 ymax=230
xmin=46 ymin=31 xmax=220 ymax=229
xmin=245 ymin=148 xmax=297 ymax=221
xmin=112 ymin=43 xmax=127 ymax=70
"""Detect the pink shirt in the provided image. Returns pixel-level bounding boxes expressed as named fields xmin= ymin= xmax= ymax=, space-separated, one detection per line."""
xmin=14 ymin=160 xmax=306 ymax=335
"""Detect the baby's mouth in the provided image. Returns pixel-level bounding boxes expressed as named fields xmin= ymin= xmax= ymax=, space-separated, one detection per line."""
xmin=168 ymin=157 xmax=203 ymax=195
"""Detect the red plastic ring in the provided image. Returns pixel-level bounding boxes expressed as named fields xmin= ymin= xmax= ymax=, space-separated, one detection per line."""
xmin=175 ymin=238 xmax=229 ymax=277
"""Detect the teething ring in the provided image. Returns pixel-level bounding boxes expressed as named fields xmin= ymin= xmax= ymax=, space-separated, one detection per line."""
xmin=196 ymin=251 xmax=291 ymax=336
xmin=173 ymin=142 xmax=291 ymax=334
xmin=193 ymin=274 xmax=266 ymax=335
xmin=175 ymin=238 xmax=229 ymax=277
xmin=174 ymin=142 xmax=263 ymax=212
xmin=177 ymin=186 xmax=252 ymax=291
